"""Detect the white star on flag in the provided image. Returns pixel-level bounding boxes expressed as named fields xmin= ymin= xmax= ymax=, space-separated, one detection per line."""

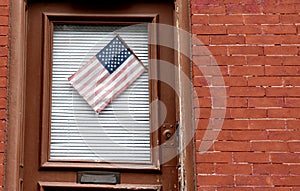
xmin=68 ymin=35 xmax=146 ymax=113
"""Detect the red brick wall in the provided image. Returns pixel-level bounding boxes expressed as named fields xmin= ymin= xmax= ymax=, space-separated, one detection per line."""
xmin=192 ymin=0 xmax=300 ymax=190
xmin=0 ymin=0 xmax=8 ymax=190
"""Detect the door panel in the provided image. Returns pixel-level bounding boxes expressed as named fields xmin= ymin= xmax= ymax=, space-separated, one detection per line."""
xmin=24 ymin=0 xmax=177 ymax=190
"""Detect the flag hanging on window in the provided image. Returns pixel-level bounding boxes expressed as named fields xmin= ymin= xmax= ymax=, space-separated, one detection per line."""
xmin=68 ymin=35 xmax=146 ymax=113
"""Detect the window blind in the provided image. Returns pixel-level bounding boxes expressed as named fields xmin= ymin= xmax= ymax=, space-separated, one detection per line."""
xmin=50 ymin=24 xmax=151 ymax=163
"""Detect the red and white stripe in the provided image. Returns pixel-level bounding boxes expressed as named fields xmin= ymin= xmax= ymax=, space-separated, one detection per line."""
xmin=68 ymin=54 xmax=145 ymax=113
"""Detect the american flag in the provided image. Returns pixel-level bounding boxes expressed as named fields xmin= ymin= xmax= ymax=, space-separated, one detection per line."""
xmin=68 ymin=35 xmax=146 ymax=113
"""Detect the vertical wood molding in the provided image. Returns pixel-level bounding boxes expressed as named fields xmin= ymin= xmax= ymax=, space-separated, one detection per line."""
xmin=175 ymin=0 xmax=195 ymax=191
xmin=6 ymin=0 xmax=27 ymax=190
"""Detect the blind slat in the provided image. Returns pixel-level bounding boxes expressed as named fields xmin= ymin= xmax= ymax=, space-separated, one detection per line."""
xmin=50 ymin=24 xmax=151 ymax=163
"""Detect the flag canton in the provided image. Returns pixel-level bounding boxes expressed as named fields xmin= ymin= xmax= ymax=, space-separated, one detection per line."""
xmin=96 ymin=36 xmax=131 ymax=74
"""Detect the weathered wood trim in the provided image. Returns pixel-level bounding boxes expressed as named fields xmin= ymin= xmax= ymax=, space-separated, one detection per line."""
xmin=175 ymin=0 xmax=195 ymax=190
xmin=6 ymin=0 xmax=27 ymax=191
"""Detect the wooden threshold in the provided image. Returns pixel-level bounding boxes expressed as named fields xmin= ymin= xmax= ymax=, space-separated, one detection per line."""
xmin=39 ymin=181 xmax=161 ymax=190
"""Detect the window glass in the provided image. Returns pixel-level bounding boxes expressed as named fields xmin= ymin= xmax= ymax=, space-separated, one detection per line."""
xmin=50 ymin=24 xmax=151 ymax=163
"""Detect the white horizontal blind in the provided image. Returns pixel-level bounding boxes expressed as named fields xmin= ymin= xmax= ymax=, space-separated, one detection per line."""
xmin=50 ymin=24 xmax=151 ymax=163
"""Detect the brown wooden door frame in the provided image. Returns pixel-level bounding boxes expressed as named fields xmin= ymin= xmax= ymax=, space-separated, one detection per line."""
xmin=6 ymin=0 xmax=193 ymax=190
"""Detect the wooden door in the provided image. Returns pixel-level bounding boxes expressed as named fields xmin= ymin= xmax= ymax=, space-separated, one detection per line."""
xmin=23 ymin=0 xmax=179 ymax=191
